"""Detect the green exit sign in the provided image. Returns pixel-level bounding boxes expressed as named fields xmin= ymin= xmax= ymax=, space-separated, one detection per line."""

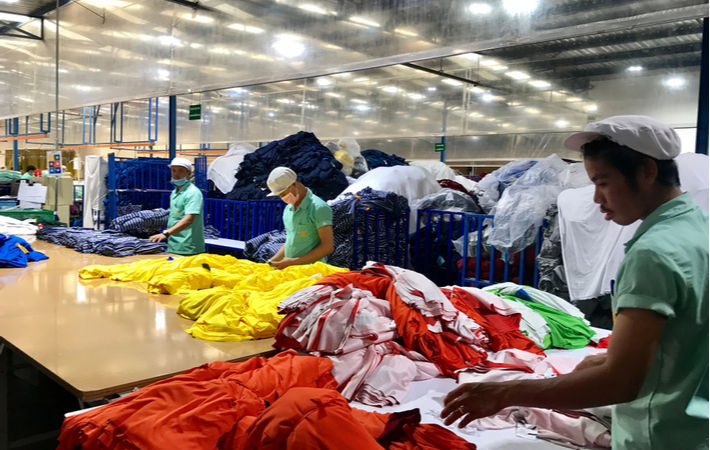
xmin=434 ymin=142 xmax=446 ymax=152
xmin=189 ymin=104 xmax=201 ymax=120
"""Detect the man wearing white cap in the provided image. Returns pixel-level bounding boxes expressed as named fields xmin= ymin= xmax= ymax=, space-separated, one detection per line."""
xmin=442 ymin=116 xmax=708 ymax=449
xmin=265 ymin=167 xmax=333 ymax=269
xmin=149 ymin=157 xmax=205 ymax=255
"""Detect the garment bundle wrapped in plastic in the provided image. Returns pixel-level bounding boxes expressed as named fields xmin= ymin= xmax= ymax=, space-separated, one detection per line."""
xmin=487 ymin=155 xmax=591 ymax=255
xmin=207 ymin=142 xmax=256 ymax=194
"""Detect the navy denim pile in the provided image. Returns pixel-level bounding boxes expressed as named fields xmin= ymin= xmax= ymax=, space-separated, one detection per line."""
xmin=244 ymin=230 xmax=286 ymax=263
xmin=110 ymin=208 xmax=169 ymax=238
xmin=110 ymin=158 xmax=172 ymax=191
xmin=226 ymin=131 xmax=348 ymax=201
xmin=328 ymin=187 xmax=409 ymax=269
xmin=242 ymin=188 xmax=408 ymax=269
xmin=37 ymin=227 xmax=166 ymax=257
xmin=361 ymin=149 xmax=409 ymax=170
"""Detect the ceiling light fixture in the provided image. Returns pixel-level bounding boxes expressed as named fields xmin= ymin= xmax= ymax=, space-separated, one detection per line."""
xmin=427 ymin=86 xmax=437 ymax=91
xmin=298 ymin=4 xmax=329 ymax=15
xmin=585 ymin=104 xmax=598 ymax=112
xmin=626 ymin=65 xmax=643 ymax=72
xmin=272 ymin=36 xmax=305 ymax=58
xmin=349 ymin=16 xmax=380 ymax=27
xmin=316 ymin=78 xmax=332 ymax=86
xmin=502 ymin=0 xmax=539 ymax=15
xmin=382 ymin=86 xmax=399 ymax=93
xmin=555 ymin=119 xmax=569 ymax=128
xmin=394 ymin=28 xmax=418 ymax=37
xmin=664 ymin=76 xmax=686 ymax=89
xmin=468 ymin=3 xmax=492 ymax=14
xmin=442 ymin=79 xmax=463 ymax=86
xmin=182 ymin=13 xmax=214 ymax=24
xmin=354 ymin=104 xmax=371 ymax=112
xmin=528 ymin=79 xmax=550 ymax=88
xmin=481 ymin=93 xmax=495 ymax=102
xmin=505 ymin=70 xmax=530 ymax=80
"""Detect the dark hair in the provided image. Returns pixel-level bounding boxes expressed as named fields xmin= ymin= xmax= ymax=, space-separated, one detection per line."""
xmin=582 ymin=136 xmax=680 ymax=188
xmin=25 ymin=165 xmax=36 ymax=172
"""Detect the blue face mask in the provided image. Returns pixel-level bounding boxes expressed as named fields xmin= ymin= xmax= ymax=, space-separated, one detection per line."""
xmin=171 ymin=178 xmax=188 ymax=187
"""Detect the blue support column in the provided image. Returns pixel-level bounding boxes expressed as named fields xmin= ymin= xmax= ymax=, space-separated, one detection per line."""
xmin=12 ymin=117 xmax=19 ymax=170
xmin=439 ymin=136 xmax=446 ymax=163
xmin=696 ymin=18 xmax=708 ymax=155
xmin=169 ymin=95 xmax=177 ymax=160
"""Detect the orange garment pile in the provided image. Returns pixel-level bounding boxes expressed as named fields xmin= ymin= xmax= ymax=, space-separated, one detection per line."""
xmin=58 ymin=350 xmax=476 ymax=449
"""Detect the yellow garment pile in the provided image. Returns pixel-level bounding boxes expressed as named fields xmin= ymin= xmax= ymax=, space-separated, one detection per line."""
xmin=79 ymin=254 xmax=271 ymax=294
xmin=79 ymin=254 xmax=348 ymax=341
xmin=179 ymin=261 xmax=347 ymax=342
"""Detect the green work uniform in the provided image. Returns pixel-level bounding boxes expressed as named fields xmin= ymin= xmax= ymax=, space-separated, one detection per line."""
xmin=167 ymin=182 xmax=205 ymax=255
xmin=611 ymin=193 xmax=708 ymax=449
xmin=282 ymin=188 xmax=332 ymax=260
xmin=20 ymin=172 xmax=32 ymax=180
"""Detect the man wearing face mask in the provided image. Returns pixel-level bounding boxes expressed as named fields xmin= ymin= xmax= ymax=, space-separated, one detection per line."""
xmin=266 ymin=167 xmax=334 ymax=270
xmin=149 ymin=157 xmax=205 ymax=255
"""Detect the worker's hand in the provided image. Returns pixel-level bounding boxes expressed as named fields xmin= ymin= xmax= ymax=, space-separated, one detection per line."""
xmin=572 ymin=353 xmax=608 ymax=372
xmin=441 ymin=382 xmax=509 ymax=428
xmin=149 ymin=233 xmax=167 ymax=243
xmin=270 ymin=257 xmax=298 ymax=270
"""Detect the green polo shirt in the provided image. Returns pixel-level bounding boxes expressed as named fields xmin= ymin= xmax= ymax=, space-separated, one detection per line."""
xmin=612 ymin=193 xmax=708 ymax=449
xmin=283 ymin=188 xmax=332 ymax=260
xmin=167 ymin=182 xmax=205 ymax=255
xmin=20 ymin=172 xmax=32 ymax=180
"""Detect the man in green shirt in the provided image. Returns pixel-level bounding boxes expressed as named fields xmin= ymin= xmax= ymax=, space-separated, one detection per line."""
xmin=149 ymin=157 xmax=205 ymax=255
xmin=265 ymin=167 xmax=334 ymax=270
xmin=20 ymin=165 xmax=36 ymax=180
xmin=442 ymin=115 xmax=708 ymax=449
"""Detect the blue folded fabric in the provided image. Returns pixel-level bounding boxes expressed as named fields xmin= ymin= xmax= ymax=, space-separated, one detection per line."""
xmin=226 ymin=131 xmax=348 ymax=201
xmin=244 ymin=230 xmax=286 ymax=262
xmin=110 ymin=208 xmax=170 ymax=238
xmin=0 ymin=234 xmax=48 ymax=268
xmin=361 ymin=149 xmax=409 ymax=170
xmin=37 ymin=227 xmax=166 ymax=257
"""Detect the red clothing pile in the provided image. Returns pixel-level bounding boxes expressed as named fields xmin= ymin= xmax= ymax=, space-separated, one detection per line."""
xmin=58 ymin=351 xmax=475 ymax=449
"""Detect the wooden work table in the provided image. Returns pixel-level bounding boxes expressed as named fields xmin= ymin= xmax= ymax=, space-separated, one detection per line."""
xmin=0 ymin=240 xmax=276 ymax=402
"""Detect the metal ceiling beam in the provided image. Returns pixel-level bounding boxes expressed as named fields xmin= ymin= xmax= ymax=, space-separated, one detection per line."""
xmin=0 ymin=0 xmax=71 ymax=39
xmin=483 ymin=20 xmax=703 ymax=60
xmin=160 ymin=0 xmax=216 ymax=13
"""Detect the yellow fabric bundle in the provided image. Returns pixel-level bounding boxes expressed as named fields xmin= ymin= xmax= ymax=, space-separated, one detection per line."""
xmin=79 ymin=255 xmax=348 ymax=341
xmin=180 ymin=261 xmax=348 ymax=341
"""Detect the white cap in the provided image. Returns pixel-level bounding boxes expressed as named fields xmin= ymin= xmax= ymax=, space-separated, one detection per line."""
xmin=168 ymin=157 xmax=193 ymax=172
xmin=564 ymin=115 xmax=681 ymax=160
xmin=266 ymin=167 xmax=297 ymax=196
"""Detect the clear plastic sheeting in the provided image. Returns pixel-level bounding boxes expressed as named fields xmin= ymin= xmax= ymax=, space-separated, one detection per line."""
xmin=0 ymin=1 xmax=706 ymax=120
xmin=413 ymin=189 xmax=481 ymax=217
xmin=475 ymin=159 xmax=538 ymax=213
xmin=487 ymin=154 xmax=572 ymax=254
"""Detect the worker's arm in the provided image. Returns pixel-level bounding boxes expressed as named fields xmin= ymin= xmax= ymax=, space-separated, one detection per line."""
xmin=268 ymin=245 xmax=286 ymax=264
xmin=441 ymin=307 xmax=666 ymax=427
xmin=270 ymin=225 xmax=334 ymax=270
xmin=149 ymin=214 xmax=196 ymax=242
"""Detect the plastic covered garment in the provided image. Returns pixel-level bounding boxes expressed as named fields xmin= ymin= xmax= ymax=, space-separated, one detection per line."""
xmin=337 ymin=137 xmax=369 ymax=178
xmin=82 ymin=155 xmax=108 ymax=229
xmin=474 ymin=159 xmax=537 ymax=213
xmin=408 ymin=160 xmax=457 ymax=181
xmin=226 ymin=131 xmax=348 ymax=201
xmin=207 ymin=143 xmax=256 ymax=194
xmin=178 ymin=261 xmax=348 ymax=341
xmin=487 ymin=154 xmax=571 ymax=254
xmin=535 ymin=205 xmax=570 ymax=300
xmin=412 ymin=189 xmax=481 ymax=216
xmin=58 ymin=351 xmax=338 ymax=450
xmin=454 ymin=175 xmax=478 ymax=192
